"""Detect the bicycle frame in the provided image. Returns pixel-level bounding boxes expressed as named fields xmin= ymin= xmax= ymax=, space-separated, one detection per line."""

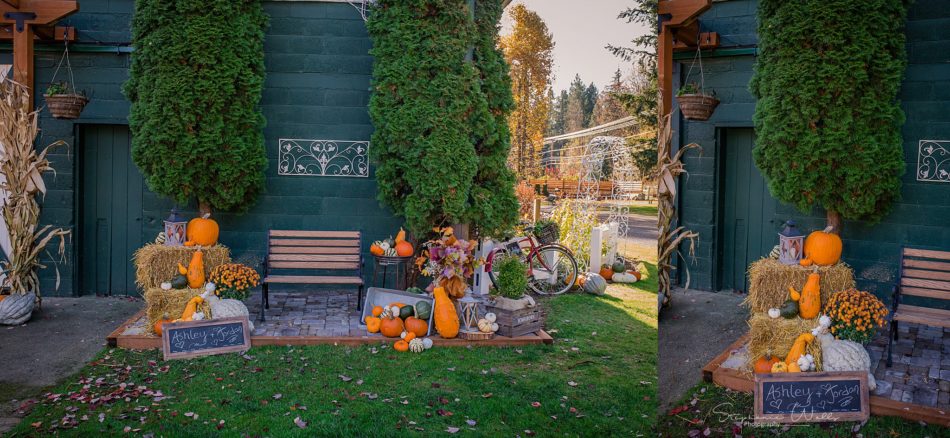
xmin=485 ymin=235 xmax=569 ymax=280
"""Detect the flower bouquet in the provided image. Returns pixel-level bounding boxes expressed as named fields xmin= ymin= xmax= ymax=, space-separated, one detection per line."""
xmin=208 ymin=263 xmax=260 ymax=301
xmin=823 ymin=288 xmax=888 ymax=344
xmin=416 ymin=227 xmax=481 ymax=298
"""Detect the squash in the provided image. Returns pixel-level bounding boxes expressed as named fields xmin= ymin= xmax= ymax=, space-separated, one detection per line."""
xmin=422 ymin=338 xmax=433 ymax=349
xmin=785 ymin=333 xmax=815 ymax=365
xmin=186 ymin=214 xmax=219 ymax=246
xmin=432 ymin=286 xmax=460 ymax=339
xmin=380 ymin=316 xmax=404 ymax=338
xmin=180 ymin=296 xmax=205 ymax=321
xmin=611 ymin=272 xmax=638 ymax=283
xmin=160 ymin=282 xmax=173 ymax=291
xmin=399 ymin=305 xmax=415 ymax=320
xmin=788 ymin=270 xmax=821 ymax=319
xmin=393 ymin=340 xmax=409 ymax=352
xmin=408 ymin=338 xmax=425 ymax=353
xmin=611 ymin=259 xmax=626 ymax=273
xmin=484 ymin=313 xmax=496 ymax=323
xmin=153 ymin=314 xmax=173 ymax=336
xmin=477 ymin=318 xmax=496 ymax=333
xmin=779 ymin=300 xmax=799 ymax=319
xmin=187 ymin=249 xmax=205 ymax=289
xmin=404 ymin=316 xmax=429 ymax=337
xmin=767 ymin=308 xmax=781 ymax=319
xmin=395 ymin=241 xmax=414 ymax=257
xmin=801 ymin=226 xmax=842 ymax=266
xmin=370 ymin=242 xmax=385 ymax=256
xmin=770 ymin=362 xmax=788 ymax=373
xmin=395 ymin=228 xmax=407 ymax=244
xmin=364 ymin=316 xmax=382 ymax=333
xmin=177 ymin=263 xmax=188 ymax=275
xmin=787 ymin=362 xmax=802 ymax=373
xmin=582 ymin=274 xmax=607 ymax=295
xmin=754 ymin=353 xmax=781 ymax=374
xmin=401 ymin=331 xmax=417 ymax=342
xmin=372 ymin=305 xmax=384 ymax=317
xmin=598 ymin=265 xmax=614 ymax=281
xmin=817 ymin=332 xmax=877 ymax=390
xmin=207 ymin=296 xmax=253 ymax=330
xmin=170 ymin=274 xmax=189 ymax=289
xmin=406 ymin=287 xmax=425 ymax=294
xmin=414 ymin=301 xmax=432 ymax=320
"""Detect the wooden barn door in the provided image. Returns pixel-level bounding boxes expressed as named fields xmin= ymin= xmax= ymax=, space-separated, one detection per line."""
xmin=78 ymin=125 xmax=145 ymax=296
xmin=717 ymin=128 xmax=779 ymax=293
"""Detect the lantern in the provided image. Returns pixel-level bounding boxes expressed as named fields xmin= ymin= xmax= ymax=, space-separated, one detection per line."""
xmin=778 ymin=220 xmax=804 ymax=265
xmin=163 ymin=208 xmax=187 ymax=247
xmin=456 ymin=295 xmax=480 ymax=333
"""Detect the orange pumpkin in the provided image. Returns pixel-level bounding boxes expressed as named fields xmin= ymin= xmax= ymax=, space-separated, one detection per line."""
xmin=364 ymin=316 xmax=382 ymax=333
xmin=402 ymin=331 xmax=417 ymax=342
xmin=754 ymin=353 xmax=780 ymax=374
xmin=153 ymin=315 xmax=173 ymax=336
xmin=371 ymin=306 xmax=384 ymax=317
xmin=801 ymin=226 xmax=842 ymax=266
xmin=395 ymin=241 xmax=414 ymax=257
xmin=393 ymin=340 xmax=409 ymax=352
xmin=599 ymin=265 xmax=614 ymax=281
xmin=380 ymin=316 xmax=405 ymax=338
xmin=186 ymin=214 xmax=219 ymax=246
xmin=370 ymin=244 xmax=384 ymax=256
xmin=404 ymin=316 xmax=429 ymax=337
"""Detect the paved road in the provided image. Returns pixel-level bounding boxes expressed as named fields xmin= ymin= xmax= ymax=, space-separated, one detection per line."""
xmin=597 ymin=212 xmax=658 ymax=249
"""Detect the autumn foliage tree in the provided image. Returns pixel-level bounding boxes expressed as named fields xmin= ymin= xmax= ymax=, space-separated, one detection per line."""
xmin=502 ymin=4 xmax=554 ymax=179
xmin=751 ymin=0 xmax=908 ymax=232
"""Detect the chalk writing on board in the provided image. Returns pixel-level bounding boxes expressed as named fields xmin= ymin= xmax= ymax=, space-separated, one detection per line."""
xmin=169 ymin=323 xmax=244 ymax=352
xmin=762 ymin=380 xmax=861 ymax=414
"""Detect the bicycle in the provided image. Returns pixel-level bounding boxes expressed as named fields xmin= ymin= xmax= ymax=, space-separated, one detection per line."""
xmin=484 ymin=224 xmax=579 ymax=296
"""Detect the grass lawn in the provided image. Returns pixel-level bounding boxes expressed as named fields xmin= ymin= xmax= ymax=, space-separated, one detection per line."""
xmin=657 ymin=381 xmax=946 ymax=437
xmin=7 ymin=273 xmax=656 ymax=436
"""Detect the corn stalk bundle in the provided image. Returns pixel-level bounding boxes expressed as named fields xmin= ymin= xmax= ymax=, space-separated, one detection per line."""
xmin=657 ymin=114 xmax=699 ymax=309
xmin=0 ymin=79 xmax=69 ymax=304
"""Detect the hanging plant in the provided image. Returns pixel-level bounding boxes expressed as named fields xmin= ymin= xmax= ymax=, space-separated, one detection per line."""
xmin=44 ymin=41 xmax=88 ymax=120
xmin=676 ymin=82 xmax=718 ymax=121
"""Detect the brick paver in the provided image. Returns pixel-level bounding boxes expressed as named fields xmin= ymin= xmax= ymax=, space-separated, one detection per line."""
xmin=868 ymin=322 xmax=949 ymax=409
xmin=246 ymin=291 xmax=366 ymax=337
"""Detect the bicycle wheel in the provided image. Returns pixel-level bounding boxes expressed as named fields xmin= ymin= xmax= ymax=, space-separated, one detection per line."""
xmin=486 ymin=248 xmax=512 ymax=291
xmin=526 ymin=245 xmax=578 ymax=296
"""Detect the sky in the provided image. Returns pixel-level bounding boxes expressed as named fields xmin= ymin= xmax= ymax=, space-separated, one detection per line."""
xmin=501 ymin=0 xmax=651 ymax=93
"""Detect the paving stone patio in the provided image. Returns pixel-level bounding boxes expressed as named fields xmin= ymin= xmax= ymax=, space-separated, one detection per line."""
xmin=868 ymin=322 xmax=949 ymax=409
xmin=245 ymin=291 xmax=366 ymax=337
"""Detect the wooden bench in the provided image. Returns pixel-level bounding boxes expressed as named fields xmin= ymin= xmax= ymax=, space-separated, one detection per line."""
xmin=260 ymin=230 xmax=364 ymax=322
xmin=887 ymin=247 xmax=950 ymax=366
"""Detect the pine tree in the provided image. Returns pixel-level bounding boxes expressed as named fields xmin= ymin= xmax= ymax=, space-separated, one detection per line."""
xmin=750 ymin=0 xmax=908 ymax=232
xmin=125 ymin=0 xmax=268 ymax=214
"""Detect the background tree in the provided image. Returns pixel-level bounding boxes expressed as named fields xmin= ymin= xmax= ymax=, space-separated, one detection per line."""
xmin=125 ymin=0 xmax=268 ymax=215
xmin=750 ymin=0 xmax=907 ymax=233
xmin=464 ymin=0 xmax=520 ymax=238
xmin=502 ymin=4 xmax=554 ymax=179
xmin=367 ymin=0 xmax=480 ymax=236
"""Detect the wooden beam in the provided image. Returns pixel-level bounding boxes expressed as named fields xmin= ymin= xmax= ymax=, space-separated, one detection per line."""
xmin=657 ymin=0 xmax=713 ymax=119
xmin=658 ymin=0 xmax=711 ymax=27
xmin=0 ymin=24 xmax=74 ymax=41
xmin=0 ymin=1 xmax=79 ymax=25
xmin=2 ymin=0 xmax=19 ymax=9
xmin=673 ymin=32 xmax=720 ymax=51
xmin=659 ymin=24 xmax=674 ymax=118
xmin=12 ymin=22 xmax=32 ymax=108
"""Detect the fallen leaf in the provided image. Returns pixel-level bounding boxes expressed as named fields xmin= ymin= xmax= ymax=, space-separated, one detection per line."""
xmin=446 ymin=426 xmax=460 ymax=434
xmin=273 ymin=393 xmax=283 ymax=400
xmin=568 ymin=381 xmax=578 ymax=387
xmin=294 ymin=416 xmax=307 ymax=428
xmin=530 ymin=402 xmax=541 ymax=408
xmin=339 ymin=375 xmax=352 ymax=382
xmin=30 ymin=422 xmax=42 ymax=428
xmin=466 ymin=419 xmax=476 ymax=426
xmin=436 ymin=409 xmax=453 ymax=417
xmin=482 ymin=393 xmax=492 ymax=398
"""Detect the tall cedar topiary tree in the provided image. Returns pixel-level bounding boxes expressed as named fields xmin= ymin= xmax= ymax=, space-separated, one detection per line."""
xmin=465 ymin=0 xmax=519 ymax=238
xmin=125 ymin=0 xmax=268 ymax=215
xmin=367 ymin=0 xmax=480 ymax=236
xmin=750 ymin=0 xmax=908 ymax=233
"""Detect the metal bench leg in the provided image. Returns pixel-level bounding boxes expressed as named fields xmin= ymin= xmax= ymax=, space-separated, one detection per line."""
xmin=259 ymin=283 xmax=268 ymax=322
xmin=357 ymin=285 xmax=364 ymax=312
xmin=264 ymin=284 xmax=270 ymax=309
xmin=887 ymin=320 xmax=895 ymax=367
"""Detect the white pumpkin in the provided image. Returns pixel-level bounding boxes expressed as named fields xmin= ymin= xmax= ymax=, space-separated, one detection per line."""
xmin=484 ymin=312 xmax=496 ymax=323
xmin=205 ymin=295 xmax=255 ymax=331
xmin=491 ymin=323 xmax=498 ymax=332
xmin=409 ymin=338 xmax=425 ymax=353
xmin=817 ymin=332 xmax=876 ymax=390
xmin=422 ymin=338 xmax=433 ymax=349
xmin=611 ymin=272 xmax=638 ymax=283
xmin=0 ymin=294 xmax=35 ymax=325
xmin=767 ymin=308 xmax=781 ymax=319
xmin=477 ymin=319 xmax=494 ymax=333
xmin=160 ymin=282 xmax=173 ymax=291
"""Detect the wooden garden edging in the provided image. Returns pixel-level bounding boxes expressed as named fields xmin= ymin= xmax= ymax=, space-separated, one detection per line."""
xmin=702 ymin=332 xmax=950 ymax=427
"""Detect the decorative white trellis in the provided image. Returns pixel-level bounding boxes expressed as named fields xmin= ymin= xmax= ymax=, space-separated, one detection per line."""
xmin=277 ymin=139 xmax=370 ymax=177
xmin=918 ymin=140 xmax=950 ymax=183
xmin=346 ymin=0 xmax=375 ymax=21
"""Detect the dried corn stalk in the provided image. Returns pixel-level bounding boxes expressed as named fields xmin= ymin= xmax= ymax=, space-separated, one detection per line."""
xmin=657 ymin=114 xmax=699 ymax=309
xmin=0 ymin=78 xmax=69 ymax=304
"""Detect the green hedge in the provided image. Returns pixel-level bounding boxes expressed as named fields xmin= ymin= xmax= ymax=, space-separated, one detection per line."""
xmin=750 ymin=0 xmax=908 ymax=223
xmin=125 ymin=0 xmax=268 ymax=213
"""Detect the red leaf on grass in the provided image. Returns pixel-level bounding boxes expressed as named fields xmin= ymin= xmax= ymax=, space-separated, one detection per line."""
xmin=668 ymin=405 xmax=689 ymax=416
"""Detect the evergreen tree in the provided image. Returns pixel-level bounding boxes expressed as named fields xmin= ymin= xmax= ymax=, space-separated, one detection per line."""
xmin=750 ymin=0 xmax=908 ymax=231
xmin=564 ymin=75 xmax=587 ymax=133
xmin=125 ymin=0 xmax=268 ymax=214
xmin=583 ymin=82 xmax=599 ymax=127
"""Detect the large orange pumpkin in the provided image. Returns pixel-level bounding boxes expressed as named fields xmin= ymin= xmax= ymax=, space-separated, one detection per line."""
xmin=404 ymin=316 xmax=428 ymax=337
xmin=395 ymin=241 xmax=414 ymax=257
xmin=599 ymin=265 xmax=614 ymax=281
xmin=801 ymin=226 xmax=842 ymax=266
xmin=754 ymin=353 xmax=780 ymax=374
xmin=187 ymin=214 xmax=219 ymax=246
xmin=380 ymin=316 xmax=405 ymax=338
xmin=153 ymin=315 xmax=173 ymax=336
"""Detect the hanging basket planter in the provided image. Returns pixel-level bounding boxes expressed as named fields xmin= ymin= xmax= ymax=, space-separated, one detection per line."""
xmin=677 ymin=93 xmax=719 ymax=121
xmin=44 ymin=93 xmax=88 ymax=120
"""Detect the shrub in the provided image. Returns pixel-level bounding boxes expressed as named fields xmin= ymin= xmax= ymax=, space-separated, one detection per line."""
xmin=493 ymin=255 xmax=528 ymax=299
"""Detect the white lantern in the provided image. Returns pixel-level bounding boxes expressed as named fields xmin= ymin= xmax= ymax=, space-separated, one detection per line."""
xmin=163 ymin=208 xmax=187 ymax=246
xmin=778 ymin=220 xmax=804 ymax=265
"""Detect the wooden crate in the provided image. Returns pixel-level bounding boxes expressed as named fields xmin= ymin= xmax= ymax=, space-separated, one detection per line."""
xmin=487 ymin=305 xmax=543 ymax=338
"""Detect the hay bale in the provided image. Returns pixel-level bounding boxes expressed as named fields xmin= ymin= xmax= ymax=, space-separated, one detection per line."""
xmin=144 ymin=287 xmax=212 ymax=335
xmin=133 ymin=244 xmax=230 ymax=290
xmin=747 ymin=312 xmax=823 ymax=371
xmin=744 ymin=258 xmax=854 ymax=313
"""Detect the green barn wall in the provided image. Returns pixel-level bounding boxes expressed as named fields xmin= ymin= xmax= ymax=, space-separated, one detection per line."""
xmin=3 ymin=0 xmax=403 ymax=296
xmin=674 ymin=0 xmax=950 ymax=301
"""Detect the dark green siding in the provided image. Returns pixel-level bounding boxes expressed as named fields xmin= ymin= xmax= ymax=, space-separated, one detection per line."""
xmin=675 ymin=0 xmax=950 ymax=301
xmin=4 ymin=0 xmax=401 ymax=296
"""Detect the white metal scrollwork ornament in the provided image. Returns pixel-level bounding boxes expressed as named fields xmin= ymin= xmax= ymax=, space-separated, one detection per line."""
xmin=278 ymin=139 xmax=369 ymax=178
xmin=918 ymin=140 xmax=950 ymax=183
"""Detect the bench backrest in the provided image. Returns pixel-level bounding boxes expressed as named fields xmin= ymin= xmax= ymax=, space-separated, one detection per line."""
xmin=266 ymin=230 xmax=362 ymax=275
xmin=899 ymin=248 xmax=950 ymax=301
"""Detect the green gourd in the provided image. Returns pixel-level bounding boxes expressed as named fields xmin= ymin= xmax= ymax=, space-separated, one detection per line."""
xmin=399 ymin=305 xmax=415 ymax=320
xmin=779 ymin=300 xmax=799 ymax=319
xmin=414 ymin=301 xmax=432 ymax=320
xmin=170 ymin=274 xmax=189 ymax=289
xmin=582 ymin=274 xmax=607 ymax=295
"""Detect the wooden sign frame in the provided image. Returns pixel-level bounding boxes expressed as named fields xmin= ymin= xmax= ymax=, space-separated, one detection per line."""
xmin=161 ymin=317 xmax=251 ymax=360
xmin=754 ymin=371 xmax=869 ymax=424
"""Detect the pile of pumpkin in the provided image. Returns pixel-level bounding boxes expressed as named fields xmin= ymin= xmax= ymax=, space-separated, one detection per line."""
xmin=364 ymin=301 xmax=433 ymax=353
xmin=597 ymin=258 xmax=642 ymax=284
xmin=370 ymin=228 xmax=414 ymax=257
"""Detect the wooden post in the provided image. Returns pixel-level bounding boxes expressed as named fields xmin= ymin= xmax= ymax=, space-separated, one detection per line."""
xmin=532 ymin=198 xmax=541 ymax=222
xmin=12 ymin=22 xmax=32 ymax=106
xmin=589 ymin=226 xmax=603 ymax=273
xmin=475 ymin=238 xmax=493 ymax=296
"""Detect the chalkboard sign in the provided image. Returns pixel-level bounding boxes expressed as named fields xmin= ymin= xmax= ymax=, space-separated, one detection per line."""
xmin=754 ymin=371 xmax=869 ymax=423
xmin=162 ymin=317 xmax=251 ymax=360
